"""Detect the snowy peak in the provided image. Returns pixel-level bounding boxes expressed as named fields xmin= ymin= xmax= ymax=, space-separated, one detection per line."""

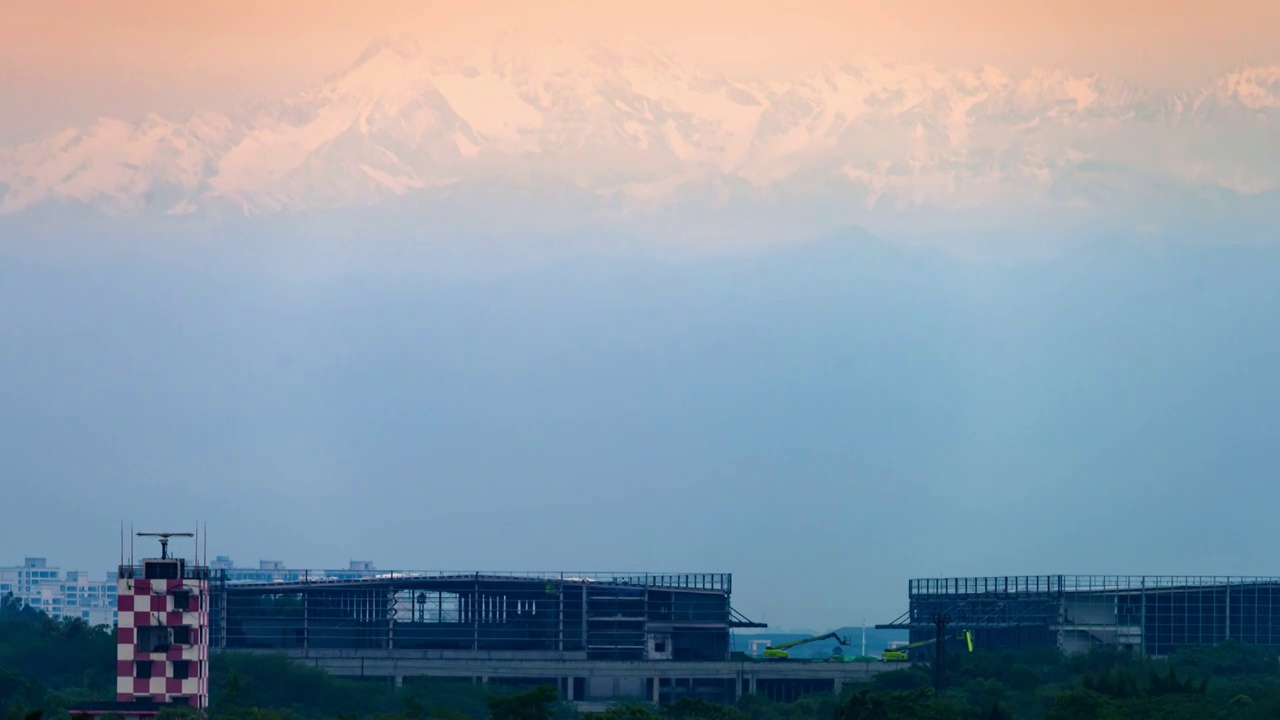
xmin=1208 ymin=65 xmax=1280 ymax=109
xmin=1 ymin=36 xmax=1278 ymax=222
xmin=0 ymin=111 xmax=237 ymax=215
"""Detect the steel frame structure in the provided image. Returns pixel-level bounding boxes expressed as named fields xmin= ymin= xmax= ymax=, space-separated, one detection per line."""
xmin=879 ymin=575 xmax=1280 ymax=657
xmin=213 ymin=571 xmax=761 ymax=662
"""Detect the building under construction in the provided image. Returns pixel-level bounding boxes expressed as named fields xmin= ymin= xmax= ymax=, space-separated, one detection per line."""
xmin=212 ymin=571 xmax=757 ymax=661
xmin=208 ymin=570 xmax=896 ymax=705
xmin=879 ymin=575 xmax=1280 ymax=657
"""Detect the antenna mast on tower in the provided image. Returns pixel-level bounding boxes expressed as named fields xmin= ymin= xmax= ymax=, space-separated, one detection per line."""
xmin=136 ymin=531 xmax=195 ymax=560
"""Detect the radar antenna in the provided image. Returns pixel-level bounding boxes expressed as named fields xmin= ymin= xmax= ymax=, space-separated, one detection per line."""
xmin=136 ymin=532 xmax=194 ymax=560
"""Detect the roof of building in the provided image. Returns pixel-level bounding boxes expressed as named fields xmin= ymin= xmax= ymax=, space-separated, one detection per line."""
xmin=221 ymin=570 xmax=735 ymax=595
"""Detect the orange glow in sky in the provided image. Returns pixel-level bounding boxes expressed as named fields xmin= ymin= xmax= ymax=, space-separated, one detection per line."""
xmin=1 ymin=0 xmax=1278 ymax=141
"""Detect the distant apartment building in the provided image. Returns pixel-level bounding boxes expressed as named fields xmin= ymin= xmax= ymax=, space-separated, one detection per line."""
xmin=0 ymin=556 xmax=381 ymax=627
xmin=0 ymin=557 xmax=118 ymax=626
xmin=210 ymin=556 xmax=379 ymax=583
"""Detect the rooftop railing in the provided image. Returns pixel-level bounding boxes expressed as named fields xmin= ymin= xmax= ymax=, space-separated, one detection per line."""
xmin=219 ymin=570 xmax=732 ymax=593
xmin=909 ymin=575 xmax=1280 ymax=597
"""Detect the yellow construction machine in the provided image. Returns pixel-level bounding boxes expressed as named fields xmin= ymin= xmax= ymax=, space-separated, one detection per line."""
xmin=761 ymin=632 xmax=852 ymax=660
xmin=882 ymin=629 xmax=973 ymax=662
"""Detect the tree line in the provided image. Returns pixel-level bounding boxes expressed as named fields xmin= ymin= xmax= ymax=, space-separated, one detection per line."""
xmin=7 ymin=592 xmax=1280 ymax=719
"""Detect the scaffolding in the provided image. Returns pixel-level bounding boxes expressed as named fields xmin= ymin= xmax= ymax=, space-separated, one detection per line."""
xmin=879 ymin=575 xmax=1280 ymax=657
xmin=213 ymin=570 xmax=761 ymax=661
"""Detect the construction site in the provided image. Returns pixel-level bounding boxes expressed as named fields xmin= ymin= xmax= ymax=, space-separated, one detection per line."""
xmin=87 ymin=531 xmax=1280 ymax=713
xmin=208 ymin=570 xmax=1280 ymax=705
xmin=208 ymin=570 xmax=896 ymax=705
xmin=878 ymin=575 xmax=1280 ymax=658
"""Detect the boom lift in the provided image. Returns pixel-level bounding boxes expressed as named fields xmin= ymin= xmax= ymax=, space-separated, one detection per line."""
xmin=882 ymin=629 xmax=973 ymax=662
xmin=762 ymin=632 xmax=851 ymax=660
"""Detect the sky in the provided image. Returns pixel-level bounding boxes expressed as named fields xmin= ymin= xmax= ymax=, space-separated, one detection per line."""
xmin=2 ymin=0 xmax=1280 ymax=631
xmin=4 ymin=226 xmax=1280 ymax=629
xmin=2 ymin=0 xmax=1279 ymax=142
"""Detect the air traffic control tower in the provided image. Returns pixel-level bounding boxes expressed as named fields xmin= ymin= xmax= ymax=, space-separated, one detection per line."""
xmin=71 ymin=532 xmax=211 ymax=720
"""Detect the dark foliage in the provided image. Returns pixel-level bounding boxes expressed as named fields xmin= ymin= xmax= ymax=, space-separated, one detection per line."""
xmin=8 ymin=599 xmax=1280 ymax=719
xmin=486 ymin=686 xmax=560 ymax=720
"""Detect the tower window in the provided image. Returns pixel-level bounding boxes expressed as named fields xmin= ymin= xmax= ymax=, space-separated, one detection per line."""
xmin=172 ymin=625 xmax=191 ymax=644
xmin=172 ymin=590 xmax=191 ymax=611
xmin=135 ymin=661 xmax=152 ymax=679
xmin=174 ymin=661 xmax=191 ymax=680
xmin=137 ymin=626 xmax=172 ymax=652
xmin=142 ymin=560 xmax=181 ymax=580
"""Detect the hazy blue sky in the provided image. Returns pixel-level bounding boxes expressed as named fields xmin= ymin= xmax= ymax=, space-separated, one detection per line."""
xmin=3 ymin=224 xmax=1278 ymax=629
xmin=2 ymin=0 xmax=1278 ymax=631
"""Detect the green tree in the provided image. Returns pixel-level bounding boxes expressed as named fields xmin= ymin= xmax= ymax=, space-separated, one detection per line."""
xmin=1000 ymin=665 xmax=1040 ymax=693
xmin=373 ymin=694 xmax=429 ymax=720
xmin=401 ymin=695 xmax=427 ymax=719
xmin=1171 ymin=639 xmax=1278 ymax=678
xmin=1046 ymin=689 xmax=1121 ymax=720
xmin=870 ymin=668 xmax=932 ymax=693
xmin=209 ymin=653 xmax=391 ymax=717
xmin=1146 ymin=666 xmax=1208 ymax=697
xmin=211 ymin=708 xmax=300 ymax=720
xmin=665 ymin=697 xmax=747 ymax=719
xmin=487 ymin=685 xmax=560 ymax=720
xmin=157 ymin=707 xmax=200 ymax=720
xmin=834 ymin=688 xmax=959 ymax=720
xmin=0 ymin=670 xmax=46 ymax=715
xmin=1082 ymin=667 xmax=1140 ymax=699
xmin=584 ymin=703 xmax=659 ymax=719
xmin=975 ymin=700 xmax=1012 ymax=720
xmin=426 ymin=708 xmax=471 ymax=720
xmin=220 ymin=669 xmax=246 ymax=710
xmin=0 ymin=595 xmax=40 ymax=625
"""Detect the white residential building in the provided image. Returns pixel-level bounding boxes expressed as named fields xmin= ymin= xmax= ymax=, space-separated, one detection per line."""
xmin=0 ymin=557 xmax=118 ymax=626
xmin=0 ymin=556 xmax=383 ymax=627
xmin=211 ymin=556 xmax=379 ymax=584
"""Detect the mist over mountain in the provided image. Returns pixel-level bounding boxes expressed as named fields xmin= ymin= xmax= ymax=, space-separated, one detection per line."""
xmin=2 ymin=35 xmax=1278 ymax=246
xmin=4 ymin=32 xmax=1280 ymax=629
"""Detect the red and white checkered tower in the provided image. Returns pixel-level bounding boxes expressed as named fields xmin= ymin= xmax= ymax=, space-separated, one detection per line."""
xmin=116 ymin=532 xmax=210 ymax=710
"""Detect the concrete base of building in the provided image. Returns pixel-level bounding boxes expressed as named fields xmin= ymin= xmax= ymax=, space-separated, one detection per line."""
xmin=234 ymin=649 xmax=904 ymax=705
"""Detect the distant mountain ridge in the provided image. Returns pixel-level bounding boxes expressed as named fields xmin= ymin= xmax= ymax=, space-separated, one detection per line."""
xmin=2 ymin=35 xmax=1278 ymax=238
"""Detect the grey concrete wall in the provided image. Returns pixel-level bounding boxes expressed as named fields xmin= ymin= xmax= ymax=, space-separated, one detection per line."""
xmin=233 ymin=648 xmax=902 ymax=702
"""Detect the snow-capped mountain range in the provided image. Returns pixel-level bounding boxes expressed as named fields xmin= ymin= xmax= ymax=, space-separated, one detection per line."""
xmin=2 ymin=34 xmax=1278 ymax=230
